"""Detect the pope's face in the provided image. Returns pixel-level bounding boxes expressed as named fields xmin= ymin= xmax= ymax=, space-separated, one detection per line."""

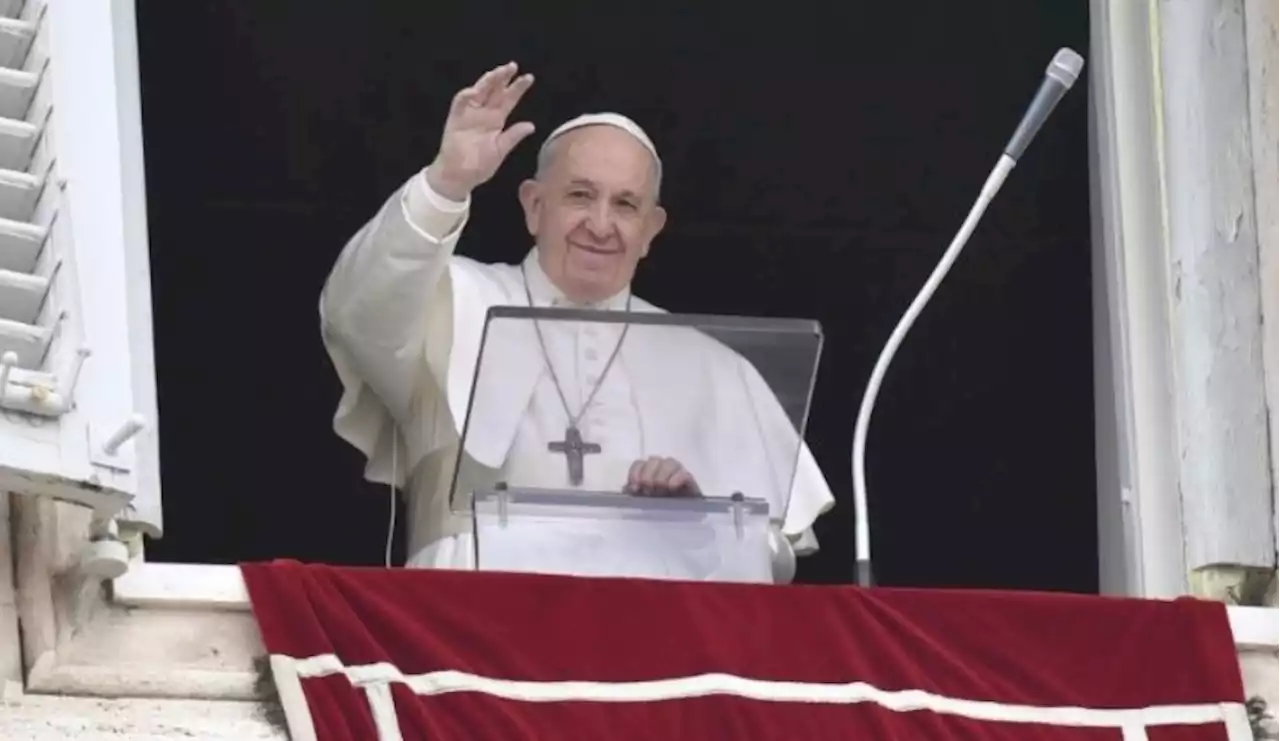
xmin=519 ymin=126 xmax=666 ymax=305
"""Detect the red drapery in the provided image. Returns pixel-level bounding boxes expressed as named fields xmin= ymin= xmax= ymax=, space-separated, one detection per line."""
xmin=240 ymin=561 xmax=1248 ymax=741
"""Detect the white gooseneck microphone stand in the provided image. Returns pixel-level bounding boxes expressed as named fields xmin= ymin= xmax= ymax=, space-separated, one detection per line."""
xmin=851 ymin=48 xmax=1086 ymax=587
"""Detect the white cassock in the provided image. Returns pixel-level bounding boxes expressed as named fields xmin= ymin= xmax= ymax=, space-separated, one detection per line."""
xmin=320 ymin=170 xmax=835 ymax=582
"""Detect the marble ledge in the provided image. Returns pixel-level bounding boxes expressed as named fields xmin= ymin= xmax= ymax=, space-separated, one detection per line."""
xmin=111 ymin=561 xmax=1279 ymax=650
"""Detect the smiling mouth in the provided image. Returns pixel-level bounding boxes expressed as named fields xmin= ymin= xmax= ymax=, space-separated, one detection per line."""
xmin=571 ymin=242 xmax=621 ymax=256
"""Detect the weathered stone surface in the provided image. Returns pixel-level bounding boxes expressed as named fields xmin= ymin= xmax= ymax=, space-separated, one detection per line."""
xmin=0 ymin=695 xmax=287 ymax=741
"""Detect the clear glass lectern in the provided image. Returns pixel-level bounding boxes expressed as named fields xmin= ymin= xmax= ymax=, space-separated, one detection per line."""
xmin=447 ymin=305 xmax=823 ymax=584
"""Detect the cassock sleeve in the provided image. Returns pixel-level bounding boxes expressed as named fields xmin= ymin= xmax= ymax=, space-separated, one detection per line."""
xmin=318 ymin=171 xmax=470 ymax=487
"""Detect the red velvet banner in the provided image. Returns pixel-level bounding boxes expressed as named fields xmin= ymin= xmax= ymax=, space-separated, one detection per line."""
xmin=240 ymin=561 xmax=1248 ymax=741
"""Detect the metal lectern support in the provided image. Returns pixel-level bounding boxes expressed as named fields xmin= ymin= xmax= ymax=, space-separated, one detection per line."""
xmin=495 ymin=481 xmax=509 ymax=527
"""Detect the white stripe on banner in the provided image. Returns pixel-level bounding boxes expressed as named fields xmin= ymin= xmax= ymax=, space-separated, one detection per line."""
xmin=270 ymin=653 xmax=1252 ymax=741
xmin=364 ymin=682 xmax=405 ymax=741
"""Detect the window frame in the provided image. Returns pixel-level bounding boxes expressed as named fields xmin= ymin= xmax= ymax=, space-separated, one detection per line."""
xmin=6 ymin=0 xmax=1275 ymax=706
xmin=0 ymin=0 xmax=163 ymax=531
xmin=1087 ymin=0 xmax=1187 ymax=599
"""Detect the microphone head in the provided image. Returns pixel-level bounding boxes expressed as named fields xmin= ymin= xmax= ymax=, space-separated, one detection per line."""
xmin=1047 ymin=48 xmax=1085 ymax=88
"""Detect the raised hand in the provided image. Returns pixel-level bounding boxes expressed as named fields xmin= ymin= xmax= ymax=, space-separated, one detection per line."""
xmin=425 ymin=62 xmax=535 ymax=201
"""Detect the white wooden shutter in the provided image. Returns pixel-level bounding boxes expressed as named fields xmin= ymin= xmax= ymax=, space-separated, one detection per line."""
xmin=0 ymin=0 xmax=161 ymax=536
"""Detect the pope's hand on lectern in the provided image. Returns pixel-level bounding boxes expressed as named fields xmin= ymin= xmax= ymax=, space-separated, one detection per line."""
xmin=426 ymin=62 xmax=536 ymax=201
xmin=625 ymin=456 xmax=701 ymax=497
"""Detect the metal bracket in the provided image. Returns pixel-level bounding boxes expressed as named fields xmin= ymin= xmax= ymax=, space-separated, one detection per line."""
xmin=89 ymin=413 xmax=146 ymax=473
xmin=495 ymin=481 xmax=510 ymax=528
xmin=730 ymin=491 xmax=745 ymax=541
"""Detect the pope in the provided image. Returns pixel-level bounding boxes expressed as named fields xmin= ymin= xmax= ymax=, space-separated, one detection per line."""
xmin=319 ymin=62 xmax=834 ymax=579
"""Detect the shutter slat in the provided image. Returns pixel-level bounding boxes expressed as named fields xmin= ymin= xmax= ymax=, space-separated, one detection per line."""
xmin=0 ymin=314 xmax=47 ymax=367
xmin=0 ymin=116 xmax=36 ymax=170
xmin=0 ymin=18 xmax=33 ymax=69
xmin=0 ymin=217 xmax=46 ymax=272
xmin=0 ymin=264 xmax=44 ymax=322
xmin=0 ymin=67 xmax=37 ymax=120
xmin=0 ymin=1 xmax=24 ymax=21
xmin=0 ymin=167 xmax=39 ymax=221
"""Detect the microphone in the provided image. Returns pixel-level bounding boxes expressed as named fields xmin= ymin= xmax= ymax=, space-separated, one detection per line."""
xmin=850 ymin=48 xmax=1085 ymax=588
xmin=1004 ymin=49 xmax=1086 ymax=162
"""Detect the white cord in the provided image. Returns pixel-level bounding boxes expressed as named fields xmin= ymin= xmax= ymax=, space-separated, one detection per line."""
xmin=851 ymin=154 xmax=1017 ymax=584
xmin=386 ymin=427 xmax=398 ymax=568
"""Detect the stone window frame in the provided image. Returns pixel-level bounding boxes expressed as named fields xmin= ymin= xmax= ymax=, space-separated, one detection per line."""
xmin=2 ymin=0 xmax=1275 ymax=712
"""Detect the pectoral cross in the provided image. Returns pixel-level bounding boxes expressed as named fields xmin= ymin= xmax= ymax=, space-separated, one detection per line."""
xmin=548 ymin=425 xmax=601 ymax=486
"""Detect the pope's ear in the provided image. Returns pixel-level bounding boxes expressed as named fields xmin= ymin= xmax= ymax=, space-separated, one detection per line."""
xmin=518 ymin=179 xmax=542 ymax=236
xmin=640 ymin=205 xmax=667 ymax=258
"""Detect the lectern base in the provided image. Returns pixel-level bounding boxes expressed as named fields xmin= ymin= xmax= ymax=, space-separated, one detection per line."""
xmin=469 ymin=487 xmax=775 ymax=584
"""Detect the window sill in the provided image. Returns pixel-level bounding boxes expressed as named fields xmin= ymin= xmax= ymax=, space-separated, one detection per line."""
xmin=111 ymin=561 xmax=1280 ymax=650
xmin=1228 ymin=604 xmax=1279 ymax=650
xmin=112 ymin=560 xmax=251 ymax=611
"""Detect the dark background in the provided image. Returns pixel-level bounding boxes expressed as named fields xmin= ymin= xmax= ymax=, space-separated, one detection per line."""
xmin=135 ymin=1 xmax=1096 ymax=590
